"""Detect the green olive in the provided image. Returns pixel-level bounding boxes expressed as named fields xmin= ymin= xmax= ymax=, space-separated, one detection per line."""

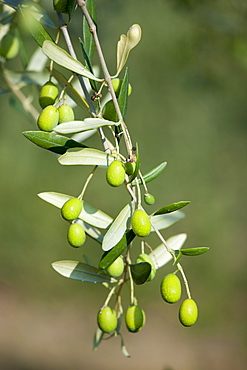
xmin=0 ymin=33 xmax=20 ymax=60
xmin=106 ymin=160 xmax=125 ymax=187
xmin=111 ymin=78 xmax=132 ymax=97
xmin=102 ymin=100 xmax=118 ymax=122
xmin=67 ymin=223 xmax=86 ymax=248
xmin=125 ymin=305 xmax=145 ymax=333
xmin=160 ymin=273 xmax=182 ymax=303
xmin=124 ymin=161 xmax=136 ymax=176
xmin=58 ymin=104 xmax=75 ymax=123
xmin=107 ymin=256 xmax=124 ymax=277
xmin=97 ymin=306 xmax=118 ymax=333
xmin=61 ymin=198 xmax=82 ymax=221
xmin=136 ymin=253 xmax=156 ymax=281
xmin=144 ymin=193 xmax=155 ymax=205
xmin=53 ymin=0 xmax=68 ymax=13
xmin=179 ymin=299 xmax=198 ymax=327
xmin=131 ymin=209 xmax=151 ymax=237
xmin=39 ymin=81 xmax=58 ymax=109
xmin=37 ymin=106 xmax=59 ymax=132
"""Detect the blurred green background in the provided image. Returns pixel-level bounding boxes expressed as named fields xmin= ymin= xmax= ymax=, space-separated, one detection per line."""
xmin=0 ymin=0 xmax=246 ymax=369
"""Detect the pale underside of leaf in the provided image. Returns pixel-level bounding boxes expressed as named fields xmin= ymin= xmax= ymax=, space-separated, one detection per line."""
xmin=102 ymin=202 xmax=133 ymax=251
xmin=58 ymin=148 xmax=115 ymax=167
xmin=76 ymin=219 xmax=104 ymax=243
xmin=149 ymin=233 xmax=187 ymax=269
xmin=38 ymin=192 xmax=113 ymax=229
xmin=150 ymin=210 xmax=185 ymax=231
xmin=116 ymin=24 xmax=142 ymax=76
xmin=42 ymin=41 xmax=103 ymax=81
xmin=54 ymin=118 xmax=119 ymax=134
xmin=52 ymin=261 xmax=115 ymax=283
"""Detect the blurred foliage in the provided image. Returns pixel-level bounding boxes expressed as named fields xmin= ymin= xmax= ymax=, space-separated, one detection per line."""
xmin=0 ymin=0 xmax=246 ymax=368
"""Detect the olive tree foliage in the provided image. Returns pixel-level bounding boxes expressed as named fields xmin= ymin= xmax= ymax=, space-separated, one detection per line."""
xmin=0 ymin=0 xmax=209 ymax=356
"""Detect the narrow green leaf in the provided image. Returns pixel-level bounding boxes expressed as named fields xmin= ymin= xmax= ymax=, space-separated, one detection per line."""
xmin=19 ymin=7 xmax=54 ymax=47
xmin=173 ymin=250 xmax=182 ymax=265
xmin=51 ymin=68 xmax=89 ymax=110
xmin=23 ymin=131 xmax=87 ymax=154
xmin=118 ymin=68 xmax=129 ymax=120
xmin=120 ymin=334 xmax=131 ymax=358
xmin=150 ymin=210 xmax=184 ymax=231
xmin=93 ymin=327 xmax=104 ymax=351
xmin=181 ymin=247 xmax=210 ymax=256
xmin=116 ymin=24 xmax=142 ymax=76
xmin=58 ymin=147 xmax=115 ymax=167
xmin=42 ymin=41 xmax=103 ymax=81
xmin=54 ymin=118 xmax=119 ymax=134
xmin=79 ymin=37 xmax=97 ymax=92
xmin=128 ymin=143 xmax=140 ymax=183
xmin=149 ymin=233 xmax=187 ymax=269
xmin=67 ymin=0 xmax=77 ymax=20
xmin=102 ymin=202 xmax=132 ymax=251
xmin=98 ymin=230 xmax=135 ymax=271
xmin=132 ymin=162 xmax=167 ymax=185
xmin=82 ymin=0 xmax=97 ymax=61
xmin=130 ymin=262 xmax=151 ymax=285
xmin=153 ymin=201 xmax=191 ymax=216
xmin=1 ymin=0 xmax=24 ymax=10
xmin=38 ymin=192 xmax=113 ymax=229
xmin=21 ymin=2 xmax=57 ymax=28
xmin=52 ymin=261 xmax=115 ymax=283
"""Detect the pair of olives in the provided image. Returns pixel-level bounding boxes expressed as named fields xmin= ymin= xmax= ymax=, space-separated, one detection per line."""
xmin=106 ymin=160 xmax=138 ymax=187
xmin=61 ymin=198 xmax=86 ymax=248
xmin=97 ymin=304 xmax=145 ymax=334
xmin=37 ymin=81 xmax=74 ymax=131
xmin=160 ymin=273 xmax=198 ymax=326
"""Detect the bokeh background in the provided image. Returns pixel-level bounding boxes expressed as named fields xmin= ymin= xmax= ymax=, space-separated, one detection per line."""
xmin=0 ymin=0 xmax=246 ymax=369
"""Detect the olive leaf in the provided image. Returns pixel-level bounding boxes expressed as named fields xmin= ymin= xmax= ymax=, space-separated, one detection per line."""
xmin=19 ymin=7 xmax=54 ymax=47
xmin=181 ymin=247 xmax=210 ymax=256
xmin=54 ymin=118 xmax=120 ymax=134
xmin=102 ymin=202 xmax=133 ymax=251
xmin=58 ymin=147 xmax=116 ymax=167
xmin=130 ymin=262 xmax=151 ymax=285
xmin=52 ymin=261 xmax=116 ymax=283
xmin=38 ymin=192 xmax=113 ymax=229
xmin=93 ymin=327 xmax=104 ymax=351
xmin=149 ymin=233 xmax=187 ymax=269
xmin=4 ymin=69 xmax=49 ymax=86
xmin=51 ymin=68 xmax=89 ymax=110
xmin=82 ymin=0 xmax=97 ymax=62
xmin=76 ymin=220 xmax=104 ymax=244
xmin=20 ymin=2 xmax=57 ymax=28
xmin=42 ymin=41 xmax=103 ymax=82
xmin=150 ymin=211 xmax=185 ymax=231
xmin=153 ymin=201 xmax=191 ymax=215
xmin=23 ymin=131 xmax=87 ymax=154
xmin=67 ymin=0 xmax=77 ymax=21
xmin=116 ymin=24 xmax=142 ymax=76
xmin=99 ymin=230 xmax=135 ymax=271
xmin=132 ymin=162 xmax=167 ymax=185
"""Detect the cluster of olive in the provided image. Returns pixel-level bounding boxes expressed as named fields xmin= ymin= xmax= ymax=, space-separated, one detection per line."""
xmin=160 ymin=273 xmax=198 ymax=326
xmin=37 ymin=81 xmax=74 ymax=131
xmin=61 ymin=198 xmax=86 ymax=248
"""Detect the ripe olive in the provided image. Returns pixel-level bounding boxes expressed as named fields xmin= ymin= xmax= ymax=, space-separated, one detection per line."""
xmin=107 ymin=256 xmax=124 ymax=277
xmin=58 ymin=104 xmax=75 ymax=123
xmin=61 ymin=198 xmax=82 ymax=221
xmin=131 ymin=209 xmax=151 ymax=237
xmin=39 ymin=81 xmax=58 ymax=109
xmin=102 ymin=100 xmax=118 ymax=122
xmin=124 ymin=161 xmax=136 ymax=176
xmin=136 ymin=253 xmax=156 ymax=281
xmin=97 ymin=306 xmax=118 ymax=333
xmin=160 ymin=273 xmax=182 ymax=303
xmin=179 ymin=299 xmax=198 ymax=327
xmin=67 ymin=223 xmax=86 ymax=248
xmin=144 ymin=193 xmax=155 ymax=205
xmin=125 ymin=305 xmax=145 ymax=333
xmin=53 ymin=0 xmax=68 ymax=13
xmin=37 ymin=105 xmax=59 ymax=132
xmin=111 ymin=78 xmax=132 ymax=97
xmin=0 ymin=33 xmax=19 ymax=60
xmin=106 ymin=160 xmax=125 ymax=187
